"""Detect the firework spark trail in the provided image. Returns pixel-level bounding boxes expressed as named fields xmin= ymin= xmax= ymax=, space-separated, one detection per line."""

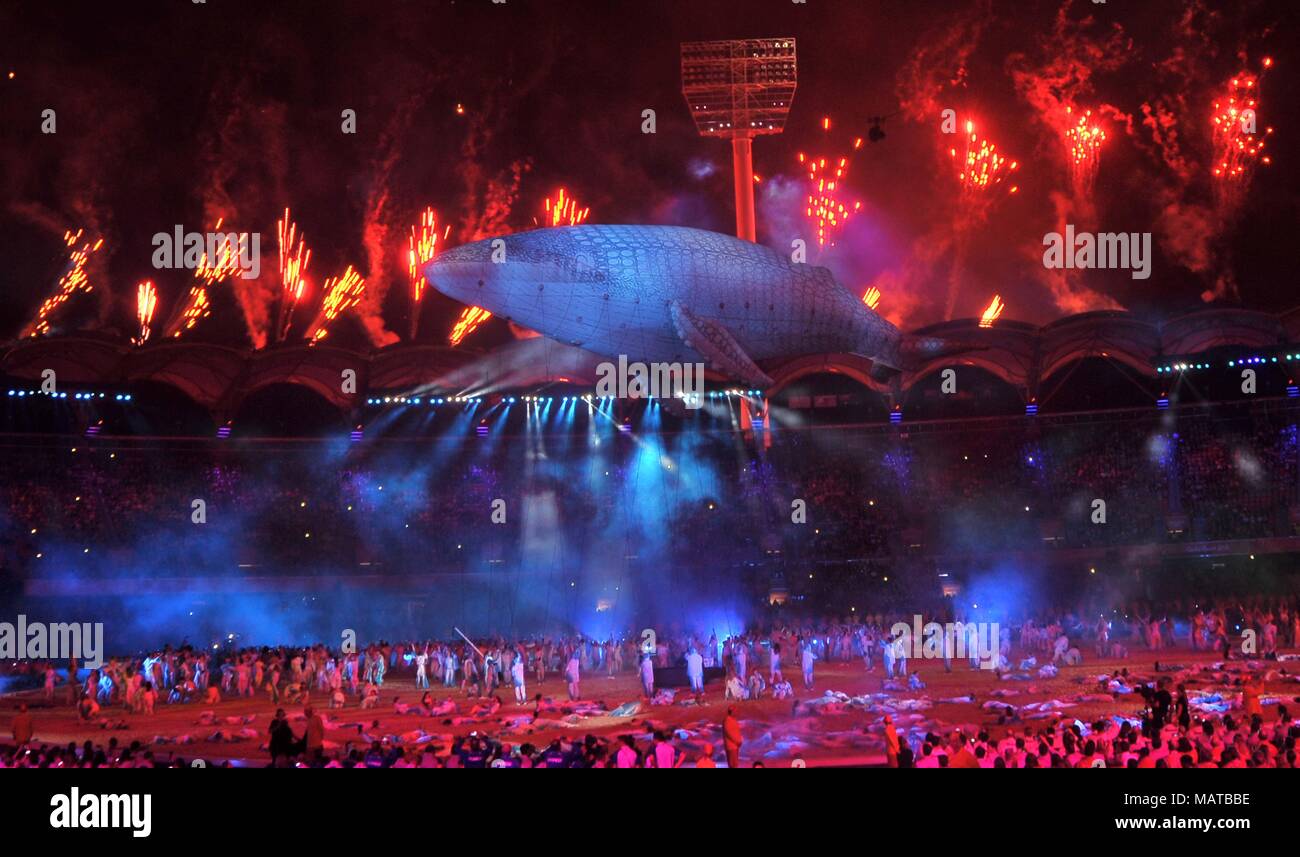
xmin=450 ymin=188 xmax=591 ymax=346
xmin=951 ymin=120 xmax=1019 ymax=197
xmin=24 ymin=229 xmax=104 ymax=337
xmin=796 ymin=117 xmax=863 ymax=250
xmin=407 ymin=207 xmax=449 ymax=340
xmin=979 ymin=294 xmax=1005 ymax=327
xmin=534 ymin=187 xmax=591 ymax=228
xmin=861 ymin=286 xmax=882 ymax=310
xmin=448 ymin=306 xmax=494 ymax=347
xmin=134 ymin=280 xmax=158 ymax=345
xmin=1004 ymin=3 xmax=1128 ymax=193
xmin=1065 ymin=106 xmax=1107 ymax=195
xmin=1211 ymin=58 xmax=1274 ymax=220
xmin=193 ymin=217 xmax=247 ymax=287
xmin=308 ymin=266 xmax=366 ymax=343
xmin=198 ymin=83 xmax=291 ymax=348
xmin=946 ymin=119 xmax=1018 ymax=320
xmin=276 ymin=208 xmax=311 ymax=343
xmin=162 ymin=286 xmax=212 ymax=339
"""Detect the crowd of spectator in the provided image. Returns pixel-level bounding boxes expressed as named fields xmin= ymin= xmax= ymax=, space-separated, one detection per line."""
xmin=0 ymin=407 xmax=1297 ymax=580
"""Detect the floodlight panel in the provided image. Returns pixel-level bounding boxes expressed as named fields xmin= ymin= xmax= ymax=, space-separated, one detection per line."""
xmin=681 ymin=38 xmax=797 ymax=138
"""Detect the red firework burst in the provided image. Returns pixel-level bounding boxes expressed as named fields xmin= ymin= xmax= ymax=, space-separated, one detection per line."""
xmin=1211 ymin=58 xmax=1275 ymax=216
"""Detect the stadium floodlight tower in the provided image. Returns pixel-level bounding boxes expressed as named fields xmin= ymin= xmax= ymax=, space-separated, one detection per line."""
xmin=681 ymin=38 xmax=797 ymax=243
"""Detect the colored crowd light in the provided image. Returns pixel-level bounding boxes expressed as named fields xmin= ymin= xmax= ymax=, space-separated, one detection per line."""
xmin=8 ymin=389 xmax=131 ymax=400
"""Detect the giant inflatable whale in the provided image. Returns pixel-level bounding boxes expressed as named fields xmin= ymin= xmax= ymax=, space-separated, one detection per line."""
xmin=426 ymin=224 xmax=960 ymax=386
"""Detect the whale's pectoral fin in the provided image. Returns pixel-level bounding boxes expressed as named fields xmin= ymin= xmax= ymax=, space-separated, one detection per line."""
xmin=669 ymin=300 xmax=773 ymax=388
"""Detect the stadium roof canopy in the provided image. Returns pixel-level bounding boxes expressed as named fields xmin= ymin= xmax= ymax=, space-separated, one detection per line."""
xmin=4 ymin=306 xmax=1299 ymax=418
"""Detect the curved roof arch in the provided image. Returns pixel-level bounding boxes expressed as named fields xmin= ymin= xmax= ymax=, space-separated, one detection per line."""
xmin=904 ymin=354 xmax=1032 ymax=396
xmin=3 ymin=305 xmax=1298 ymax=417
xmin=1160 ymin=308 xmax=1284 ymax=354
xmin=369 ymin=344 xmax=481 ymax=390
xmin=765 ymin=353 xmax=884 ymax=397
xmin=121 ymin=341 xmax=247 ymax=410
xmin=902 ymin=318 xmax=1037 ymax=391
xmin=1 ymin=334 xmax=130 ymax=384
xmin=242 ymin=345 xmax=368 ymax=411
xmin=1038 ymin=311 xmax=1160 ymax=382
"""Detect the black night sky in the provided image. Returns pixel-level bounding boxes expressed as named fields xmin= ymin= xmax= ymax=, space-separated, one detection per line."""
xmin=1 ymin=0 xmax=1296 ymax=351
